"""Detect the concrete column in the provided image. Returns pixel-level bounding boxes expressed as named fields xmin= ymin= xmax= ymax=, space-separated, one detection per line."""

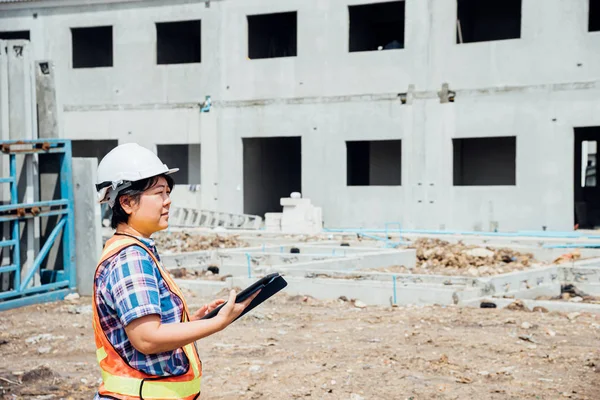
xmin=0 ymin=41 xmax=9 ymax=195
xmin=36 ymin=60 xmax=59 ymax=139
xmin=6 ymin=40 xmax=39 ymax=286
xmin=72 ymin=157 xmax=102 ymax=296
xmin=0 ymin=41 xmax=9 ymax=292
xmin=35 ymin=59 xmax=65 ymax=276
xmin=200 ymin=111 xmax=218 ymax=211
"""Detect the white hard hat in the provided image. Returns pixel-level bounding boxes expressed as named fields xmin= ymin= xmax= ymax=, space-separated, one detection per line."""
xmin=96 ymin=143 xmax=178 ymax=207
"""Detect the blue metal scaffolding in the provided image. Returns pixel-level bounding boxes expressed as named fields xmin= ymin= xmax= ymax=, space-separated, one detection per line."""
xmin=0 ymin=139 xmax=76 ymax=311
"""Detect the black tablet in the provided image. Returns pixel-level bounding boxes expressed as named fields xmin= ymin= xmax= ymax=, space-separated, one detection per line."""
xmin=200 ymin=272 xmax=287 ymax=322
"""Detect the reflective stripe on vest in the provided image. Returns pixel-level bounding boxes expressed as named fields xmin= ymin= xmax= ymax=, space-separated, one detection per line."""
xmin=96 ymin=342 xmax=201 ymax=398
xmin=101 ymin=370 xmax=201 ymax=399
xmin=93 ymin=235 xmax=202 ymax=399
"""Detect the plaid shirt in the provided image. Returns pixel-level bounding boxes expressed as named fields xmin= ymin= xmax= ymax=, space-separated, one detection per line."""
xmin=95 ymin=235 xmax=189 ymax=399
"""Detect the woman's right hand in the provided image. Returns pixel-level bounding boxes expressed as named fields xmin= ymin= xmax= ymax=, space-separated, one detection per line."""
xmin=215 ymin=289 xmax=260 ymax=329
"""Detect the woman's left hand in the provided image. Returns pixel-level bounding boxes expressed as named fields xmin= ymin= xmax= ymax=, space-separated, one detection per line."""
xmin=191 ymin=299 xmax=226 ymax=321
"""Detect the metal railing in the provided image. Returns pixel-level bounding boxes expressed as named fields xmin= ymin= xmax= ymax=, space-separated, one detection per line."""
xmin=0 ymin=139 xmax=76 ymax=311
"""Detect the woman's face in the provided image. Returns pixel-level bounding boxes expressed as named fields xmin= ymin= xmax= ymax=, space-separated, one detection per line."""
xmin=126 ymin=176 xmax=172 ymax=236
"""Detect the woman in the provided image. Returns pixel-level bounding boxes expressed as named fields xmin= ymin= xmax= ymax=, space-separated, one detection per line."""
xmin=92 ymin=143 xmax=257 ymax=399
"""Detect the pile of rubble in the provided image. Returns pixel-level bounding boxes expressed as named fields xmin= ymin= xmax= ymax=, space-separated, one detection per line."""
xmin=153 ymin=231 xmax=248 ymax=253
xmin=379 ymin=238 xmax=538 ymax=276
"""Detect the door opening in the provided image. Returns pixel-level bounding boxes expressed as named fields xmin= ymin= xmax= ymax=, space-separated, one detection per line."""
xmin=243 ymin=137 xmax=301 ymax=217
xmin=574 ymin=127 xmax=600 ymax=229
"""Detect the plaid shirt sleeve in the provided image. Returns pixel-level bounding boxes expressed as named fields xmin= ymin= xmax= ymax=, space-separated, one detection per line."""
xmin=106 ymin=246 xmax=162 ymax=327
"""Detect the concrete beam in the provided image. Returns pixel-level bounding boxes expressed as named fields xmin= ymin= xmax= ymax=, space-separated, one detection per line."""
xmin=161 ymin=249 xmax=216 ymax=269
xmin=460 ymin=297 xmax=600 ymax=315
xmin=231 ymin=276 xmax=459 ymax=307
xmin=473 ymin=266 xmax=560 ymax=296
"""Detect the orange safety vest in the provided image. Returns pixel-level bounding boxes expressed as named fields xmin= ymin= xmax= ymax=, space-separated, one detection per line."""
xmin=92 ymin=235 xmax=202 ymax=399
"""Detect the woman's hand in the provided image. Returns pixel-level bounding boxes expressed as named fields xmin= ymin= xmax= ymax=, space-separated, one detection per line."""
xmin=125 ymin=289 xmax=261 ymax=354
xmin=191 ymin=299 xmax=226 ymax=321
xmin=215 ymin=289 xmax=261 ymax=329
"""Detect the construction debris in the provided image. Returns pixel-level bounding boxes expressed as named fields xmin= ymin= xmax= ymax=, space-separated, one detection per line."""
xmin=153 ymin=231 xmax=248 ymax=253
xmin=373 ymin=238 xmax=538 ymax=276
xmin=353 ymin=300 xmax=367 ymax=309
xmin=506 ymin=299 xmax=530 ymax=312
xmin=553 ymin=250 xmax=582 ymax=264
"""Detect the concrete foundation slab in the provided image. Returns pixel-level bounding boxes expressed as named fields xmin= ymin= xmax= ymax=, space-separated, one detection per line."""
xmin=460 ymin=297 xmax=600 ymax=315
xmin=160 ymin=231 xmax=600 ymax=314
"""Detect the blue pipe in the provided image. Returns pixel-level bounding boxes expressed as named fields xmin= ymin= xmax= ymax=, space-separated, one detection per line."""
xmin=324 ymin=227 xmax=600 ymax=240
xmin=10 ymin=154 xmax=20 ymax=292
xmin=246 ymin=253 xmax=252 ymax=279
xmin=543 ymin=244 xmax=600 ymax=249
xmin=0 ymin=265 xmax=17 ymax=274
xmin=60 ymin=140 xmax=77 ymax=291
xmin=393 ymin=275 xmax=397 ymax=305
xmin=10 ymin=280 xmax=69 ymax=300
xmin=0 ymin=199 xmax=69 ymax=212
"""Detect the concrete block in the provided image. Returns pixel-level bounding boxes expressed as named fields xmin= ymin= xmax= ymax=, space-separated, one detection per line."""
xmin=278 ymin=197 xmax=322 ymax=234
xmin=73 ymin=158 xmax=103 ymax=296
xmin=265 ymin=212 xmax=282 ymax=232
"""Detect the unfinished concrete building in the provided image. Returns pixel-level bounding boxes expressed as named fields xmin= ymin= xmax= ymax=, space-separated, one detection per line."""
xmin=1 ymin=0 xmax=600 ymax=231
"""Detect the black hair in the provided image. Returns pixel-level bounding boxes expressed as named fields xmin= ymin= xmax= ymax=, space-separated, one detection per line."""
xmin=111 ymin=174 xmax=174 ymax=229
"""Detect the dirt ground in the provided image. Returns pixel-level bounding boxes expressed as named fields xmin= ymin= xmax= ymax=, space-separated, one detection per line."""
xmin=1 ymin=291 xmax=599 ymax=400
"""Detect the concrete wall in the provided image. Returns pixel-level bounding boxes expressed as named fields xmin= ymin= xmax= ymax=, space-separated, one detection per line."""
xmin=1 ymin=0 xmax=600 ymax=230
xmin=170 ymin=184 xmax=202 ymax=210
